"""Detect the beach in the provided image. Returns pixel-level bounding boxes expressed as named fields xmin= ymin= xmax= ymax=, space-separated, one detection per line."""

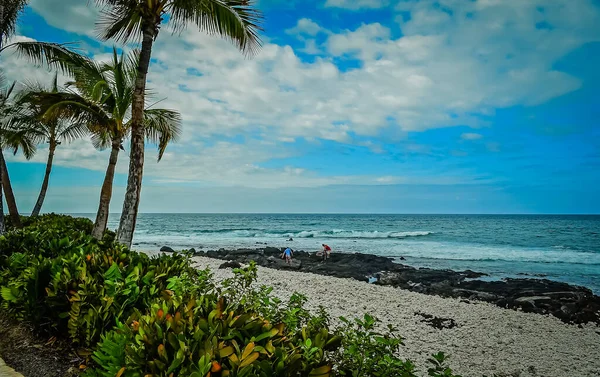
xmin=191 ymin=255 xmax=600 ymax=377
xmin=107 ymin=213 xmax=600 ymax=293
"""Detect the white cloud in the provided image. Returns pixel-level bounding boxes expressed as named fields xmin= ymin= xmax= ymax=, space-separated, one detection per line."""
xmin=461 ymin=133 xmax=483 ymax=140
xmin=325 ymin=0 xmax=390 ymax=10
xmin=8 ymin=0 xmax=600 ymax=189
xmin=28 ymin=0 xmax=99 ymax=37
xmin=286 ymin=18 xmax=325 ymax=36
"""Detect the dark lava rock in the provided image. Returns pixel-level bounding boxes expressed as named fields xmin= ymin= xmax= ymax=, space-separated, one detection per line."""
xmin=160 ymin=246 xmax=174 ymax=253
xmin=415 ymin=311 xmax=457 ymax=329
xmin=264 ymin=247 xmax=283 ymax=255
xmin=200 ymin=247 xmax=600 ymax=324
xmin=219 ymin=261 xmax=242 ymax=269
xmin=266 ymin=256 xmax=302 ymax=270
xmin=189 ymin=248 xmax=196 ymax=253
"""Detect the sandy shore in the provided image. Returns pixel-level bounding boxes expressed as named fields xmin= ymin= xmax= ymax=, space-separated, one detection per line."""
xmin=191 ymin=255 xmax=600 ymax=377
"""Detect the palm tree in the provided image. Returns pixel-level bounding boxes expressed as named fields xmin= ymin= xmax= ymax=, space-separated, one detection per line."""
xmin=0 ymin=76 xmax=35 ymax=232
xmin=15 ymin=75 xmax=90 ymax=216
xmin=21 ymin=47 xmax=181 ymax=239
xmin=0 ymin=0 xmax=29 ymax=229
xmin=93 ymin=0 xmax=262 ymax=247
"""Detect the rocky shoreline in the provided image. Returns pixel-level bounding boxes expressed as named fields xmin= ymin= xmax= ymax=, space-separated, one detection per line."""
xmin=160 ymin=246 xmax=600 ymax=325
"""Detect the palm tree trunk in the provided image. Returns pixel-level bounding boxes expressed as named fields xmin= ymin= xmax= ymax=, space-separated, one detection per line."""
xmin=0 ymin=3 xmax=4 ymax=51
xmin=116 ymin=25 xmax=155 ymax=248
xmin=0 ymin=149 xmax=21 ymax=227
xmin=31 ymin=141 xmax=56 ymax=216
xmin=92 ymin=139 xmax=121 ymax=240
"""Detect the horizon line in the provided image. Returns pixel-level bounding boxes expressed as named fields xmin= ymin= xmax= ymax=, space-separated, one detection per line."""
xmin=58 ymin=212 xmax=600 ymax=216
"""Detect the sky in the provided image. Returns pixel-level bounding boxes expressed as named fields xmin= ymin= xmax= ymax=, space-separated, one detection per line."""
xmin=1 ymin=0 xmax=599 ymax=214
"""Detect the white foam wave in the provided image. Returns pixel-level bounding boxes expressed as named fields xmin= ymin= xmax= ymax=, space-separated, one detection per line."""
xmin=133 ymin=229 xmax=434 ymax=240
xmin=290 ymin=230 xmax=433 ymax=239
xmin=391 ymin=242 xmax=600 ymax=266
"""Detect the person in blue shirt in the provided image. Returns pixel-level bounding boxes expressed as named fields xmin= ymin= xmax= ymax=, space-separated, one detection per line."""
xmin=282 ymin=247 xmax=294 ymax=265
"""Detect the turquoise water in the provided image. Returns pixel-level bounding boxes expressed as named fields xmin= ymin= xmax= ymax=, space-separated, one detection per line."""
xmin=95 ymin=214 xmax=600 ymax=293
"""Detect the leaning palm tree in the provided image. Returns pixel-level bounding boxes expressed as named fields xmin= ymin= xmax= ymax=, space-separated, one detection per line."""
xmin=15 ymin=74 xmax=90 ymax=216
xmin=1 ymin=0 xmax=31 ymax=229
xmin=92 ymin=0 xmax=262 ymax=247
xmin=22 ymin=47 xmax=181 ymax=239
xmin=0 ymin=76 xmax=35 ymax=232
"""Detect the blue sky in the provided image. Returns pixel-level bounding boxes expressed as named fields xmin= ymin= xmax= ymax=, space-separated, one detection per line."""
xmin=2 ymin=0 xmax=599 ymax=213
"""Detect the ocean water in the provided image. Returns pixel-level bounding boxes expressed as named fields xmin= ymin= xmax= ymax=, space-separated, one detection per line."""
xmin=93 ymin=214 xmax=600 ymax=293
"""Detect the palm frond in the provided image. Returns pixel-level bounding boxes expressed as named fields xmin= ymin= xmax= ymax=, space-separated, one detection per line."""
xmin=10 ymin=42 xmax=89 ymax=75
xmin=0 ymin=0 xmax=28 ymax=47
xmin=0 ymin=128 xmax=37 ymax=159
xmin=18 ymin=90 xmax=113 ymax=134
xmin=57 ymin=121 xmax=90 ymax=143
xmin=96 ymin=0 xmax=145 ymax=43
xmin=143 ymin=108 xmax=182 ymax=161
xmin=168 ymin=0 xmax=263 ymax=56
xmin=91 ymin=130 xmax=112 ymax=150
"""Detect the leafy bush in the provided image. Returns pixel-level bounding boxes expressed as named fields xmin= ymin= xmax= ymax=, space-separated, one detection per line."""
xmin=0 ymin=215 xmax=462 ymax=377
xmin=87 ymin=294 xmax=339 ymax=377
xmin=5 ymin=213 xmax=94 ymax=233
xmin=0 ymin=214 xmax=97 ymax=260
xmin=0 ymin=216 xmax=198 ymax=346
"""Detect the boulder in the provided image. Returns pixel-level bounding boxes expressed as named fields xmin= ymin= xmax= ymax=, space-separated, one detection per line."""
xmin=219 ymin=261 xmax=242 ymax=269
xmin=160 ymin=246 xmax=174 ymax=253
xmin=189 ymin=248 xmax=196 ymax=253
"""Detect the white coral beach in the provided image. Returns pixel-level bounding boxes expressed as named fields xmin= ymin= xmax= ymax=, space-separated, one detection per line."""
xmin=192 ymin=255 xmax=600 ymax=377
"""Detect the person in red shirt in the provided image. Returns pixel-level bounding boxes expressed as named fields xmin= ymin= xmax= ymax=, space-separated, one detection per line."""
xmin=321 ymin=244 xmax=331 ymax=261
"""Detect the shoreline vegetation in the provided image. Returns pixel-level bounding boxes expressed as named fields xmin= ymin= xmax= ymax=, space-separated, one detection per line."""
xmin=0 ymin=214 xmax=464 ymax=377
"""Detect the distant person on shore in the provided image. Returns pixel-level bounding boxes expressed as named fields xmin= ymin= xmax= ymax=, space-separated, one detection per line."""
xmin=282 ymin=247 xmax=294 ymax=265
xmin=321 ymin=244 xmax=331 ymax=261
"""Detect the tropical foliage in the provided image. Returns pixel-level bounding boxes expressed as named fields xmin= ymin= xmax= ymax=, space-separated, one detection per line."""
xmin=0 ymin=215 xmax=461 ymax=377
xmin=17 ymin=45 xmax=180 ymax=237
xmin=93 ymin=0 xmax=263 ymax=247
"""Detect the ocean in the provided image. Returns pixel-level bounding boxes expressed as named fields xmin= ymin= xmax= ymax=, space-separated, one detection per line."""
xmin=93 ymin=213 xmax=600 ymax=293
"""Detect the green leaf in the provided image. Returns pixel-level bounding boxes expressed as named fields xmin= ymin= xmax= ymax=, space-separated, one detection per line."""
xmin=1 ymin=286 xmax=17 ymax=302
xmin=253 ymin=328 xmax=279 ymax=343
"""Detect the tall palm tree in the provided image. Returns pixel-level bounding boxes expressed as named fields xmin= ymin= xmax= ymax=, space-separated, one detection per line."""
xmin=93 ymin=0 xmax=262 ymax=247
xmin=22 ymin=47 xmax=181 ymax=239
xmin=0 ymin=76 xmax=35 ymax=232
xmin=15 ymin=74 xmax=90 ymax=216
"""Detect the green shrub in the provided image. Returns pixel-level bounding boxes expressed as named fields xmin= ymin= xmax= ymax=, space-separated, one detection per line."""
xmin=86 ymin=271 xmax=340 ymax=377
xmin=331 ymin=314 xmax=461 ymax=377
xmin=5 ymin=213 xmax=94 ymax=233
xmin=0 ymin=215 xmax=200 ymax=346
xmin=0 ymin=214 xmax=97 ymax=261
xmin=7 ymin=248 xmax=199 ymax=346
